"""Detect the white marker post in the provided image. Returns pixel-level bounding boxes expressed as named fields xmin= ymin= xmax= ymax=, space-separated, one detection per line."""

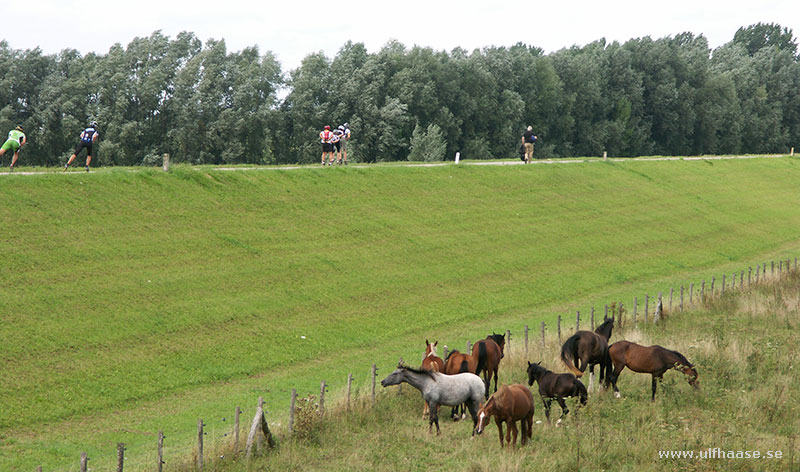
xmin=455 ymin=152 xmax=460 ymax=163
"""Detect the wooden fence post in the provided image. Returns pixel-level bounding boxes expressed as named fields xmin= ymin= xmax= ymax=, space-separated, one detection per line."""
xmin=506 ymin=330 xmax=512 ymax=351
xmin=655 ymin=293 xmax=662 ymax=323
xmin=557 ymin=315 xmax=562 ymax=344
xmin=371 ymin=364 xmax=377 ymax=405
xmin=740 ymin=270 xmax=744 ymax=289
xmin=633 ymin=297 xmax=637 ymax=325
xmin=618 ymin=303 xmax=624 ymax=328
xmin=591 ymin=306 xmax=595 ymax=330
xmin=680 ymin=285 xmax=684 ymax=312
xmin=524 ymin=325 xmax=529 ymax=357
xmin=771 ymin=260 xmax=775 ymax=275
xmin=233 ymin=407 xmax=240 ymax=458
xmin=644 ymin=295 xmax=649 ymax=324
xmin=779 ymin=260 xmax=783 ymax=273
xmin=346 ymin=373 xmax=353 ymax=412
xmin=669 ymin=288 xmax=674 ymax=311
xmin=320 ymin=380 xmax=327 ymax=415
xmin=197 ymin=420 xmax=204 ymax=471
xmin=576 ymin=311 xmax=580 ymax=331
xmin=157 ymin=431 xmax=165 ymax=472
xmin=701 ymin=280 xmax=705 ymax=300
xmin=756 ymin=265 xmax=760 ymax=284
xmin=246 ymin=396 xmax=275 ymax=457
xmin=689 ymin=283 xmax=694 ymax=305
xmin=604 ymin=304 xmax=609 ymax=320
xmin=289 ymin=389 xmax=297 ymax=435
xmin=442 ymin=345 xmax=448 ymax=360
xmin=711 ymin=276 xmax=715 ymax=296
xmin=162 ymin=153 xmax=170 ymax=171
xmin=117 ymin=443 xmax=125 ymax=472
xmin=540 ymin=321 xmax=545 ymax=348
xmin=80 ymin=452 xmax=88 ymax=472
xmin=466 ymin=341 xmax=472 ymax=353
xmin=722 ymin=274 xmax=726 ymax=295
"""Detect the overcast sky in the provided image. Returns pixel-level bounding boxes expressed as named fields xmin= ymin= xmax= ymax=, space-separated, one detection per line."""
xmin=4 ymin=0 xmax=798 ymax=71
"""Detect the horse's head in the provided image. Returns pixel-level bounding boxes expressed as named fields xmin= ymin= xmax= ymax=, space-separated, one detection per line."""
xmin=684 ymin=365 xmax=700 ymax=389
xmin=475 ymin=397 xmax=495 ymax=435
xmin=527 ymin=361 xmax=545 ymax=386
xmin=425 ymin=339 xmax=438 ymax=357
xmin=380 ymin=364 xmax=406 ymax=388
xmin=489 ymin=332 xmax=506 ymax=358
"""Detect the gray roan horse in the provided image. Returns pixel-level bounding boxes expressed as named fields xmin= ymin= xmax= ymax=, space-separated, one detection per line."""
xmin=381 ymin=364 xmax=485 ymax=435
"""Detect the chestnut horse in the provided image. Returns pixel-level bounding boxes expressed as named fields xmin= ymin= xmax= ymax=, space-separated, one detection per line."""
xmin=608 ymin=340 xmax=699 ymax=401
xmin=421 ymin=340 xmax=445 ymax=418
xmin=475 ymin=384 xmax=535 ymax=447
xmin=527 ymin=361 xmax=587 ymax=423
xmin=472 ymin=333 xmax=506 ymax=399
xmin=560 ymin=318 xmax=614 ymax=391
xmin=443 ymin=349 xmax=479 ymax=420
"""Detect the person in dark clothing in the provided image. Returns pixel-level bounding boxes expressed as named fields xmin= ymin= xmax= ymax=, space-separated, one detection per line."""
xmin=521 ymin=126 xmax=538 ymax=164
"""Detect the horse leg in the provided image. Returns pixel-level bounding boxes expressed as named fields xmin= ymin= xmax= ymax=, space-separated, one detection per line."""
xmin=493 ymin=367 xmax=499 ymax=394
xmin=496 ymin=418 xmax=505 ymax=447
xmin=508 ymin=420 xmax=519 ymax=447
xmin=483 ymin=371 xmax=490 ymax=399
xmin=543 ymin=397 xmax=552 ymax=423
xmin=651 ymin=376 xmax=658 ymax=402
xmin=612 ymin=363 xmax=624 ymax=398
xmin=430 ymin=402 xmax=441 ymax=435
xmin=557 ymin=396 xmax=569 ymax=419
xmin=423 ymin=402 xmax=428 ymax=420
xmin=467 ymin=400 xmax=480 ymax=436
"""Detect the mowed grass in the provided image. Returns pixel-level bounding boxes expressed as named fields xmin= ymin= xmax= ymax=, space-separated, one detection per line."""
xmin=1 ymin=157 xmax=799 ymax=470
xmin=210 ymin=270 xmax=799 ymax=472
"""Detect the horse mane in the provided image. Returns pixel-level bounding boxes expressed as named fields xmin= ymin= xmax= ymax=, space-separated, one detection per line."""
xmin=667 ymin=349 xmax=693 ymax=368
xmin=595 ymin=318 xmax=614 ymax=340
xmin=491 ymin=386 xmax=508 ymax=411
xmin=400 ymin=364 xmax=438 ymax=378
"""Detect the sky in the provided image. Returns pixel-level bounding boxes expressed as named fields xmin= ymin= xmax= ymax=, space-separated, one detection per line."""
xmin=4 ymin=0 xmax=799 ymax=72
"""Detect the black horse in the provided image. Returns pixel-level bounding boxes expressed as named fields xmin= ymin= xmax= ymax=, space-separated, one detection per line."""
xmin=527 ymin=361 xmax=587 ymax=422
xmin=560 ymin=317 xmax=614 ymax=391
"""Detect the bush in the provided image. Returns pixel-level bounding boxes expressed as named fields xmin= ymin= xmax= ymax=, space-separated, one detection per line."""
xmin=408 ymin=123 xmax=447 ymax=162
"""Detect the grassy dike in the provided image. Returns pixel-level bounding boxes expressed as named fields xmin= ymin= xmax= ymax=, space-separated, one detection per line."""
xmin=1 ymin=157 xmax=799 ymax=470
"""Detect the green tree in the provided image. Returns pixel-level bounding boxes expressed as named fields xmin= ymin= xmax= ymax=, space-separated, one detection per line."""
xmin=408 ymin=123 xmax=447 ymax=161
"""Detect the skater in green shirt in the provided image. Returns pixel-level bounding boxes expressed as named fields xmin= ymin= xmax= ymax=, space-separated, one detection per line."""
xmin=0 ymin=125 xmax=27 ymax=171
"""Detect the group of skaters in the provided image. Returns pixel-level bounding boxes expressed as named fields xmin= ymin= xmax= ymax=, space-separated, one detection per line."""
xmin=1 ymin=121 xmax=99 ymax=172
xmin=320 ymin=123 xmax=351 ymax=166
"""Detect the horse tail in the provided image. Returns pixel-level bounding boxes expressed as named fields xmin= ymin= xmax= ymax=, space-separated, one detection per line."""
xmin=475 ymin=341 xmax=488 ymax=375
xmin=560 ymin=335 xmax=584 ymax=377
xmin=575 ymin=379 xmax=588 ymax=405
xmin=459 ymin=359 xmax=469 ymax=373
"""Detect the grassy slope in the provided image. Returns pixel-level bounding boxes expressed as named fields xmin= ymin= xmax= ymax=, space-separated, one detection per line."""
xmin=1 ymin=158 xmax=799 ymax=470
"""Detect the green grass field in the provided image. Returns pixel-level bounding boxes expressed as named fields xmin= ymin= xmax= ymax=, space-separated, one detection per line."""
xmin=1 ymin=157 xmax=799 ymax=470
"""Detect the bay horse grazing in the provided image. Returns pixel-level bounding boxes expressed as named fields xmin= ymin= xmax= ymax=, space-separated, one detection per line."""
xmin=472 ymin=333 xmax=506 ymax=399
xmin=443 ymin=349 xmax=479 ymax=420
xmin=475 ymin=384 xmax=535 ymax=448
xmin=560 ymin=318 xmax=614 ymax=391
xmin=380 ymin=364 xmax=485 ymax=435
xmin=608 ymin=340 xmax=699 ymax=401
xmin=527 ymin=361 xmax=587 ymax=423
xmin=421 ymin=340 xmax=445 ymax=419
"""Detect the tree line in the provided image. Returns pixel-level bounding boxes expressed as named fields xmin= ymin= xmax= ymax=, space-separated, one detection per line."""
xmin=0 ymin=23 xmax=797 ymax=166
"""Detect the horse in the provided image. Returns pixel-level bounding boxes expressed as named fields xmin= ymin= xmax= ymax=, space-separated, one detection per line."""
xmin=526 ymin=361 xmax=587 ymax=423
xmin=380 ymin=364 xmax=485 ymax=435
xmin=560 ymin=317 xmax=614 ymax=391
xmin=472 ymin=333 xmax=506 ymax=399
xmin=475 ymin=384 xmax=535 ymax=447
xmin=443 ymin=349 xmax=479 ymax=420
xmin=421 ymin=340 xmax=445 ymax=419
xmin=608 ymin=340 xmax=699 ymax=401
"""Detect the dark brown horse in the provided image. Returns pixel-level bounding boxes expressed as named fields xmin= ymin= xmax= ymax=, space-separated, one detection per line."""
xmin=475 ymin=384 xmax=535 ymax=447
xmin=472 ymin=333 xmax=505 ymax=399
xmin=560 ymin=318 xmax=614 ymax=391
xmin=527 ymin=361 xmax=587 ymax=423
xmin=443 ymin=349 xmax=479 ymax=420
xmin=421 ymin=340 xmax=445 ymax=418
xmin=608 ymin=340 xmax=699 ymax=401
